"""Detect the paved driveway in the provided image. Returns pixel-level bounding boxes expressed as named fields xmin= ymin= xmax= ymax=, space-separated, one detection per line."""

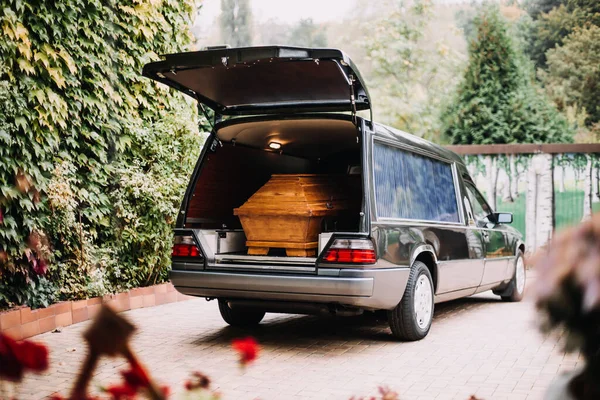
xmin=19 ymin=287 xmax=580 ymax=400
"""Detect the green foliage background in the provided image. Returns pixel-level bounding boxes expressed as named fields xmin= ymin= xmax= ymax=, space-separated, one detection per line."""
xmin=0 ymin=0 xmax=206 ymax=308
xmin=362 ymin=0 xmax=463 ymax=142
xmin=443 ymin=6 xmax=572 ymax=145
xmin=520 ymin=0 xmax=600 ymax=136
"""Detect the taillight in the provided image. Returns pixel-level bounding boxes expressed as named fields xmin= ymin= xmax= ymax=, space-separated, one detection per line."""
xmin=172 ymin=236 xmax=202 ymax=257
xmin=322 ymin=239 xmax=377 ymax=264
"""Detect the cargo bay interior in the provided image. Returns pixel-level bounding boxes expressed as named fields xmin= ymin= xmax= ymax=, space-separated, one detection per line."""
xmin=183 ymin=116 xmax=364 ymax=259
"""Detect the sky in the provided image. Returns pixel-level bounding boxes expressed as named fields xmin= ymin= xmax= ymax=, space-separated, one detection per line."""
xmin=195 ymin=0 xmax=357 ymax=28
xmin=194 ymin=0 xmax=477 ymax=32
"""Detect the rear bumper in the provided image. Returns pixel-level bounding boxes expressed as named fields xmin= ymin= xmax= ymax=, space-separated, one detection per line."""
xmin=170 ymin=267 xmax=410 ymax=310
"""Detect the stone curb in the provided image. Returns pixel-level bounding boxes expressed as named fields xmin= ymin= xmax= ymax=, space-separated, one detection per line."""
xmin=0 ymin=282 xmax=190 ymax=340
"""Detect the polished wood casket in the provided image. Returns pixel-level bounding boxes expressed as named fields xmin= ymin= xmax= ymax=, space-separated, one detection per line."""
xmin=234 ymin=174 xmax=360 ymax=257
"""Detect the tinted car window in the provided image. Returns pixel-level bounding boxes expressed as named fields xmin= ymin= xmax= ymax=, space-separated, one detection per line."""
xmin=464 ymin=182 xmax=492 ymax=225
xmin=373 ymin=142 xmax=459 ymax=222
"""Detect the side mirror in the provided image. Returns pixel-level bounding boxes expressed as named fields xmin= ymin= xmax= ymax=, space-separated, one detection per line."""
xmin=493 ymin=212 xmax=513 ymax=224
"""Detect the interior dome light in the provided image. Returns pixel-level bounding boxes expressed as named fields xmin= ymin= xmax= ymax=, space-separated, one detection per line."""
xmin=269 ymin=142 xmax=282 ymax=150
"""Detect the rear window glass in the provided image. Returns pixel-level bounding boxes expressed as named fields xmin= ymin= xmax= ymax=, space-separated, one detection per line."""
xmin=373 ymin=142 xmax=460 ymax=223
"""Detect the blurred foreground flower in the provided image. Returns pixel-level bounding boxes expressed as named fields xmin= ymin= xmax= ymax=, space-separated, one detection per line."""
xmin=350 ymin=386 xmax=400 ymax=400
xmin=104 ymin=359 xmax=156 ymax=399
xmin=232 ymin=337 xmax=259 ymax=367
xmin=531 ymin=212 xmax=600 ymax=399
xmin=0 ymin=332 xmax=49 ymax=382
xmin=184 ymin=371 xmax=221 ymax=399
xmin=185 ymin=372 xmax=211 ymax=391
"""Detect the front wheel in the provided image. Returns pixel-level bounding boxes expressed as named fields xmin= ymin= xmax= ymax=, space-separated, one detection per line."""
xmin=501 ymin=252 xmax=526 ymax=302
xmin=218 ymin=300 xmax=265 ymax=327
xmin=388 ymin=261 xmax=434 ymax=341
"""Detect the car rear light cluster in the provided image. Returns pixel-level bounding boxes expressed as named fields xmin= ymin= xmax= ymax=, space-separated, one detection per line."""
xmin=172 ymin=235 xmax=202 ymax=257
xmin=322 ymin=238 xmax=377 ymax=264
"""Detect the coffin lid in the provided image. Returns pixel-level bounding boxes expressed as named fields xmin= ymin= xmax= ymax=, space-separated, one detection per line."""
xmin=142 ymin=46 xmax=371 ymax=116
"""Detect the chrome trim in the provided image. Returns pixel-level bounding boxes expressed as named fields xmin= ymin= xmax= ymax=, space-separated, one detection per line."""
xmin=373 ymin=136 xmax=453 ymax=163
xmin=376 ymin=217 xmax=464 ymax=227
xmin=434 ymin=287 xmax=477 ymax=303
xmin=215 ymin=254 xmax=316 ymax=265
xmin=410 ymin=244 xmax=438 ymax=266
xmin=436 ymin=259 xmax=470 ymax=265
xmin=209 ymin=263 xmax=316 ymax=273
xmin=372 ymin=220 xmax=517 ymax=233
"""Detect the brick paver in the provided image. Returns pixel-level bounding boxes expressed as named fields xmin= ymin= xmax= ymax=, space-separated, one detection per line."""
xmin=18 ymin=285 xmax=580 ymax=400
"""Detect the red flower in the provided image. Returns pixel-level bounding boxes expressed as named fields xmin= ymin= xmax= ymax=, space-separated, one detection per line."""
xmin=0 ymin=333 xmax=49 ymax=381
xmin=121 ymin=360 xmax=150 ymax=389
xmin=105 ymin=360 xmax=155 ymax=399
xmin=105 ymin=383 xmax=137 ymax=400
xmin=0 ymin=333 xmax=24 ymax=381
xmin=160 ymin=385 xmax=170 ymax=398
xmin=15 ymin=338 xmax=49 ymax=371
xmin=0 ymin=208 xmax=3 ymax=224
xmin=232 ymin=337 xmax=259 ymax=366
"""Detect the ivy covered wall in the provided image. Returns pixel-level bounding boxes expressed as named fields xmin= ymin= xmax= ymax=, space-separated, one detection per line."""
xmin=0 ymin=0 xmax=206 ymax=308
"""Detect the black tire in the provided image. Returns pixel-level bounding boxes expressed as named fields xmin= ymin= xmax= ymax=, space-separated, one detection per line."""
xmin=501 ymin=252 xmax=526 ymax=302
xmin=218 ymin=300 xmax=265 ymax=327
xmin=388 ymin=261 xmax=434 ymax=341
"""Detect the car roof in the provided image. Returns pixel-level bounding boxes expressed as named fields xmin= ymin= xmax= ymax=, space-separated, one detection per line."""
xmin=373 ymin=122 xmax=468 ymax=173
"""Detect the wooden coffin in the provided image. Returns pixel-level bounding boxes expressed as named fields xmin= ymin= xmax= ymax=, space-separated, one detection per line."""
xmin=234 ymin=174 xmax=360 ymax=257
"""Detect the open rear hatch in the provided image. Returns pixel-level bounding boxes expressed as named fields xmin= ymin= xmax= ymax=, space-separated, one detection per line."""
xmin=144 ymin=47 xmax=373 ymax=270
xmin=142 ymin=46 xmax=371 ymax=118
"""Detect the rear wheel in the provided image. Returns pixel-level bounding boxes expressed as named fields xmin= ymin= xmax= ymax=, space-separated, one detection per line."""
xmin=388 ymin=261 xmax=434 ymax=341
xmin=501 ymin=252 xmax=526 ymax=302
xmin=218 ymin=300 xmax=265 ymax=327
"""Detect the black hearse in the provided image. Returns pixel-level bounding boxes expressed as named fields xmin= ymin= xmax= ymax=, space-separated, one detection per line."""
xmin=143 ymin=46 xmax=525 ymax=341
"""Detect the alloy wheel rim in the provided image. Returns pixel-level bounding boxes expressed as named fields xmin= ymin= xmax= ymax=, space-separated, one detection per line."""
xmin=516 ymin=257 xmax=525 ymax=295
xmin=414 ymin=274 xmax=433 ymax=329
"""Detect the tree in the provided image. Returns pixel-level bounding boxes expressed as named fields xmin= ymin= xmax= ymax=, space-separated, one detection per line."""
xmin=524 ymin=0 xmax=566 ymax=19
xmin=287 ymin=19 xmax=327 ymax=48
xmin=521 ymin=0 xmax=599 ymax=68
xmin=444 ymin=7 xmax=572 ymax=146
xmin=443 ymin=7 xmax=572 ymax=209
xmin=541 ymin=25 xmax=600 ymax=127
xmin=522 ymin=4 xmax=585 ymax=68
xmin=363 ymin=0 xmax=461 ymax=141
xmin=220 ymin=0 xmax=253 ymax=47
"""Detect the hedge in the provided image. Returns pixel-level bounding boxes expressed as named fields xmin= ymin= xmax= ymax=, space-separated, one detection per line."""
xmin=0 ymin=0 xmax=206 ymax=308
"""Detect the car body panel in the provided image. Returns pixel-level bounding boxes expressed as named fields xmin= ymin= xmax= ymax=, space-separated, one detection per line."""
xmin=142 ymin=46 xmax=371 ymax=116
xmin=166 ymin=114 xmax=523 ymax=311
xmin=142 ymin=46 xmax=524 ymax=313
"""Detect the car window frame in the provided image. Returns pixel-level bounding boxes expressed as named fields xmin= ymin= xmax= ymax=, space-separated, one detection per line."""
xmin=463 ymin=180 xmax=495 ymax=228
xmin=370 ymin=136 xmax=465 ymax=226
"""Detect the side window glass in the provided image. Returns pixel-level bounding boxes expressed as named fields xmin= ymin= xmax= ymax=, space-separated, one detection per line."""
xmin=373 ymin=142 xmax=459 ymax=223
xmin=464 ymin=182 xmax=492 ymax=226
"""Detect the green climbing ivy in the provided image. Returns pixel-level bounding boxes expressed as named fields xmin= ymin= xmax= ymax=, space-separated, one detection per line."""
xmin=0 ymin=0 xmax=205 ymax=308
